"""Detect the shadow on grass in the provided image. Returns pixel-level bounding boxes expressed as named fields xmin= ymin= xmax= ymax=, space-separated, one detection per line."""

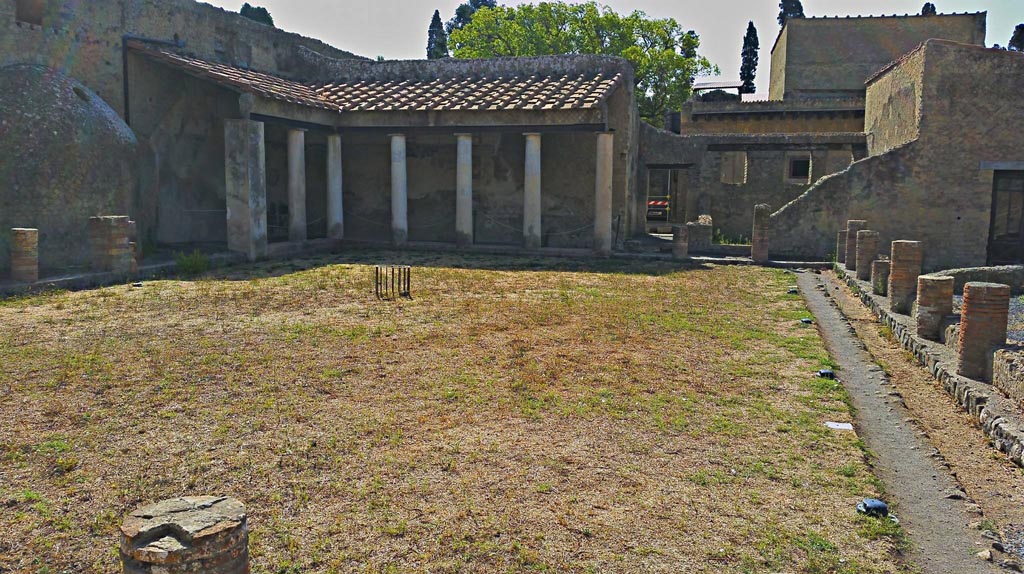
xmin=201 ymin=247 xmax=714 ymax=282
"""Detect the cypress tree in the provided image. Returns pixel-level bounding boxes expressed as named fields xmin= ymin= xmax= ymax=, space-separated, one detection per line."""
xmin=427 ymin=10 xmax=450 ymax=59
xmin=739 ymin=21 xmax=759 ymax=94
xmin=1010 ymin=24 xmax=1024 ymax=52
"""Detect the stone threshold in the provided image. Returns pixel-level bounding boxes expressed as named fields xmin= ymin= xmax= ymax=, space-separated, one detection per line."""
xmin=835 ymin=264 xmax=1024 ymax=468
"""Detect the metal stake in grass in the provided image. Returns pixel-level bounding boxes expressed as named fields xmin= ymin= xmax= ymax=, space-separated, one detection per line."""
xmin=375 ymin=265 xmax=411 ymax=300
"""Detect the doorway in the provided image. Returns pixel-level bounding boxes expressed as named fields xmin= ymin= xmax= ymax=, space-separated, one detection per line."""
xmin=989 ymin=171 xmax=1024 ymax=264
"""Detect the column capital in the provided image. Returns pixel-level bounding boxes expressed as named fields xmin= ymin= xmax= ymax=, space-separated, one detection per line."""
xmin=454 ymin=132 xmax=473 ymax=138
xmin=287 ymin=127 xmax=308 ymax=133
xmin=387 ymin=133 xmax=406 ymax=139
xmin=523 ymin=132 xmax=542 ymax=137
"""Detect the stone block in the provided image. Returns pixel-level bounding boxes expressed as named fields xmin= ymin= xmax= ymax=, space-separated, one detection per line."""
xmin=672 ymin=225 xmax=689 ymax=260
xmin=10 ymin=228 xmax=39 ymax=283
xmin=686 ymin=221 xmax=712 ymax=253
xmin=871 ymin=259 xmax=890 ymax=295
xmin=751 ymin=203 xmax=771 ymax=263
xmin=88 ymin=216 xmax=132 ymax=274
xmin=889 ymin=240 xmax=922 ymax=314
xmin=994 ymin=347 xmax=1024 ymax=408
xmin=120 ymin=496 xmax=249 ymax=574
xmin=957 ymin=282 xmax=1011 ymax=382
xmin=845 ymin=220 xmax=867 ymax=271
xmin=916 ymin=275 xmax=954 ymax=340
xmin=855 ymin=230 xmax=879 ymax=281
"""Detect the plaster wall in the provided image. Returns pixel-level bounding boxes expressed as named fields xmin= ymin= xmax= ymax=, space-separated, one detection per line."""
xmin=865 ymin=47 xmax=924 ymax=155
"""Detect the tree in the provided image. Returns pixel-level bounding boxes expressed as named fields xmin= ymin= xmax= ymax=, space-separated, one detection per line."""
xmin=427 ymin=10 xmax=450 ymax=59
xmin=921 ymin=3 xmax=937 ymax=16
xmin=777 ymin=0 xmax=804 ymax=27
xmin=240 ymin=3 xmax=274 ymax=27
xmin=446 ymin=0 xmax=497 ymax=36
xmin=449 ymin=2 xmax=717 ymax=125
xmin=1010 ymin=24 xmax=1024 ymax=52
xmin=739 ymin=21 xmax=759 ymax=94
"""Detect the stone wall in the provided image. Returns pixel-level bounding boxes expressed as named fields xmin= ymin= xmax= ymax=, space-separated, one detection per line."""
xmin=769 ymin=41 xmax=1024 ymax=270
xmin=679 ymin=98 xmax=865 ymax=135
xmin=864 ymin=45 xmax=924 ymax=155
xmin=768 ymin=13 xmax=985 ymax=99
xmin=0 ymin=0 xmax=361 ymax=119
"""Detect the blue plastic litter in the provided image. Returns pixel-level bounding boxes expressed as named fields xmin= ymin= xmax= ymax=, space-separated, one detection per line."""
xmin=800 ymin=318 xmax=814 ymax=325
xmin=817 ymin=369 xmax=836 ymax=380
xmin=857 ymin=498 xmax=889 ymax=518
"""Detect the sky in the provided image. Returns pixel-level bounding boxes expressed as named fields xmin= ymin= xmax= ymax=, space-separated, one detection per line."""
xmin=204 ymin=0 xmax=1023 ymax=93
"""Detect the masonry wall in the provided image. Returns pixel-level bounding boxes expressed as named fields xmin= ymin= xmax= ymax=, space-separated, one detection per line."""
xmin=770 ymin=41 xmax=1024 ymax=270
xmin=679 ymin=99 xmax=864 ymax=135
xmin=768 ymin=13 xmax=985 ymax=99
xmin=0 ymin=0 xmax=360 ymax=119
xmin=864 ymin=47 xmax=924 ymax=155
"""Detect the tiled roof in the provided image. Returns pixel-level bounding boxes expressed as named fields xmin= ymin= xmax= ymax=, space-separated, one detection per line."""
xmin=128 ymin=41 xmax=622 ymax=113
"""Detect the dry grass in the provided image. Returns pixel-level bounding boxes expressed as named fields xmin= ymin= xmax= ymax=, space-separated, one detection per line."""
xmin=0 ymin=252 xmax=906 ymax=573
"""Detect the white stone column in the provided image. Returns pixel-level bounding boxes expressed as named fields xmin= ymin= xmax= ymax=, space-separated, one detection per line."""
xmin=327 ymin=133 xmax=344 ymax=240
xmin=224 ymin=119 xmax=267 ymax=261
xmin=390 ymin=133 xmax=408 ymax=246
xmin=455 ymin=133 xmax=473 ymax=247
xmin=594 ymin=132 xmax=614 ymax=255
xmin=523 ymin=132 xmax=542 ymax=249
xmin=287 ymin=128 xmax=307 ymax=242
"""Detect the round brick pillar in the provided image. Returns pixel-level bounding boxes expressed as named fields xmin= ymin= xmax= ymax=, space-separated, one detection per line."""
xmin=957 ymin=282 xmax=1011 ymax=382
xmin=836 ymin=231 xmax=848 ymax=264
xmin=10 ymin=228 xmax=39 ymax=283
xmin=751 ymin=203 xmax=771 ymax=264
xmin=915 ymin=275 xmax=954 ymax=340
xmin=888 ymin=240 xmax=922 ymax=314
xmin=120 ymin=496 xmax=249 ymax=574
xmin=871 ymin=259 xmax=891 ymax=296
xmin=844 ymin=220 xmax=867 ymax=271
xmin=672 ymin=225 xmax=689 ymax=260
xmin=855 ymin=230 xmax=880 ymax=281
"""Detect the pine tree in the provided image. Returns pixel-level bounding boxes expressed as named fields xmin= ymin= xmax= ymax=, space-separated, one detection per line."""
xmin=777 ymin=0 xmax=805 ymax=27
xmin=1010 ymin=24 xmax=1024 ymax=52
xmin=446 ymin=0 xmax=497 ymax=36
xmin=240 ymin=3 xmax=274 ymax=27
xmin=739 ymin=21 xmax=759 ymax=94
xmin=921 ymin=3 xmax=937 ymax=16
xmin=427 ymin=10 xmax=450 ymax=59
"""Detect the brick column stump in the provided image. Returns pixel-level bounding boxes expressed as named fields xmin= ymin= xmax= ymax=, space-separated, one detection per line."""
xmin=751 ymin=203 xmax=771 ymax=264
xmin=836 ymin=231 xmax=848 ymax=264
xmin=855 ymin=230 xmax=880 ymax=281
xmin=871 ymin=260 xmax=891 ymax=296
xmin=957 ymin=282 xmax=1011 ymax=382
xmin=888 ymin=240 xmax=922 ymax=314
xmin=88 ymin=216 xmax=133 ymax=274
xmin=672 ymin=225 xmax=689 ymax=260
xmin=120 ymin=496 xmax=249 ymax=574
xmin=844 ymin=220 xmax=867 ymax=271
xmin=10 ymin=228 xmax=39 ymax=283
xmin=916 ymin=275 xmax=954 ymax=340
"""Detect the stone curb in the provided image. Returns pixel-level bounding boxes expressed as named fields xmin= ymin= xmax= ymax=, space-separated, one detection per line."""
xmin=836 ymin=264 xmax=1024 ymax=468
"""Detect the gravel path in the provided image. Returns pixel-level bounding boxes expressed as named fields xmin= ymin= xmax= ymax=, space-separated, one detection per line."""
xmin=799 ymin=271 xmax=997 ymax=574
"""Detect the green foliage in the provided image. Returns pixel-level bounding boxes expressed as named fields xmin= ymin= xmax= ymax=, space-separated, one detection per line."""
xmin=740 ymin=21 xmax=759 ymax=94
xmin=449 ymin=2 xmax=716 ymax=125
xmin=1011 ymin=24 xmax=1024 ymax=52
xmin=427 ymin=10 xmax=450 ymax=59
xmin=778 ymin=0 xmax=805 ymax=27
xmin=921 ymin=3 xmax=937 ymax=16
xmin=174 ymin=250 xmax=211 ymax=276
xmin=446 ymin=0 xmax=497 ymax=36
xmin=239 ymin=3 xmax=274 ymax=27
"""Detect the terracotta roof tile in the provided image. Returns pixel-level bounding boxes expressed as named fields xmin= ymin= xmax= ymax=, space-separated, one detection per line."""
xmin=128 ymin=41 xmax=622 ymax=114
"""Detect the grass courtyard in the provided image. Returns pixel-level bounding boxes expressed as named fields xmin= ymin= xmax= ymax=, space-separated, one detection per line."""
xmin=0 ymin=252 xmax=907 ymax=573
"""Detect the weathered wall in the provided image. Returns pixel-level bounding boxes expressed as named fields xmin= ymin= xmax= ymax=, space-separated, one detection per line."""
xmin=679 ymin=98 xmax=864 ymax=135
xmin=864 ymin=46 xmax=924 ymax=155
xmin=0 ymin=0 xmax=361 ymax=119
xmin=770 ymin=41 xmax=1024 ymax=270
xmin=0 ymin=65 xmax=137 ymax=275
xmin=768 ymin=13 xmax=985 ymax=99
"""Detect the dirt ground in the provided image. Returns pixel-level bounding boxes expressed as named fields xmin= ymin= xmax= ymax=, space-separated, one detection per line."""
xmin=1 ymin=252 xmax=907 ymax=573
xmin=824 ymin=271 xmax=1024 ymax=555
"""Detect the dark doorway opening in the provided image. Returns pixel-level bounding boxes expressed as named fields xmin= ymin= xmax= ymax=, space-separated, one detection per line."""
xmin=989 ymin=171 xmax=1024 ymax=264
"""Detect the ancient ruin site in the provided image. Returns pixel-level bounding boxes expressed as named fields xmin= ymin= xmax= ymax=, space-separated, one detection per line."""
xmin=3 ymin=0 xmax=1024 ymax=572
